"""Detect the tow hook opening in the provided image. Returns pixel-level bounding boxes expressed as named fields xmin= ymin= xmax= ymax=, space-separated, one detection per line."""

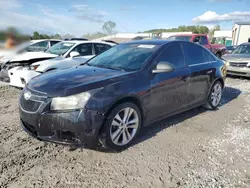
xmin=20 ymin=78 xmax=26 ymax=85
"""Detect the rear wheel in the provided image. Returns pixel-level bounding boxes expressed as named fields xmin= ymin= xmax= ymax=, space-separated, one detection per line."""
xmin=206 ymin=81 xmax=223 ymax=109
xmin=99 ymin=102 xmax=141 ymax=152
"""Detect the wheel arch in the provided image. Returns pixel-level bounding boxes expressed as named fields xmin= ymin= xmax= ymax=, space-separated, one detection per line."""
xmin=207 ymin=77 xmax=225 ymax=99
xmin=104 ymin=95 xmax=145 ymax=121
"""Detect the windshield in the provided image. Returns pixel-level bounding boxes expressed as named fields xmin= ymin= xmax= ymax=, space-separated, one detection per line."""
xmin=86 ymin=44 xmax=158 ymax=71
xmin=167 ymin=36 xmax=191 ymax=41
xmin=45 ymin=42 xmax=75 ymax=55
xmin=232 ymin=44 xmax=250 ymax=55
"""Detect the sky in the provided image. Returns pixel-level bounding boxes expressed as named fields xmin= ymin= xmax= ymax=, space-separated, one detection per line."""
xmin=0 ymin=0 xmax=250 ymax=36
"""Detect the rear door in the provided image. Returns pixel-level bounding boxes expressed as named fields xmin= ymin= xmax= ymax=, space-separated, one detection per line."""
xmin=148 ymin=42 xmax=191 ymax=122
xmin=182 ymin=42 xmax=216 ymax=106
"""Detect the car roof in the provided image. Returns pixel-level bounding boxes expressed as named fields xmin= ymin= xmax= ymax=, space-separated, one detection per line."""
xmin=30 ymin=39 xmax=61 ymax=43
xmin=121 ymin=40 xmax=170 ymax=45
xmin=240 ymin=42 xmax=250 ymax=45
xmin=62 ymin=40 xmax=116 ymax=46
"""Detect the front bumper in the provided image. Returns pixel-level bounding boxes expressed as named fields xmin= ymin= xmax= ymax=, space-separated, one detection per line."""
xmin=9 ymin=68 xmax=41 ymax=88
xmin=19 ymin=88 xmax=105 ymax=147
xmin=227 ymin=66 xmax=250 ymax=77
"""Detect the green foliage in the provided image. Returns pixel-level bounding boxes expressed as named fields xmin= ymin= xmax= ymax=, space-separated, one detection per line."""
xmin=0 ymin=27 xmax=31 ymax=42
xmin=102 ymin=21 xmax=116 ymax=35
xmin=144 ymin=25 xmax=209 ymax=34
xmin=52 ymin=34 xmax=62 ymax=40
xmin=32 ymin=31 xmax=52 ymax=39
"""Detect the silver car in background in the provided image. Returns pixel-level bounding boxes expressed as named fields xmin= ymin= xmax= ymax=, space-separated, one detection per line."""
xmin=222 ymin=43 xmax=250 ymax=77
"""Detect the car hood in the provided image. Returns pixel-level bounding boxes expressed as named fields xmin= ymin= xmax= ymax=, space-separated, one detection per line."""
xmin=9 ymin=51 xmax=58 ymax=62
xmin=222 ymin=54 xmax=250 ymax=62
xmin=33 ymin=56 xmax=89 ymax=72
xmin=27 ymin=65 xmax=134 ymax=97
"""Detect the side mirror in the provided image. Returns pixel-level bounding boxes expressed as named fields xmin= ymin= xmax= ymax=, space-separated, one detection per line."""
xmin=70 ymin=51 xmax=80 ymax=58
xmin=152 ymin=61 xmax=175 ymax=73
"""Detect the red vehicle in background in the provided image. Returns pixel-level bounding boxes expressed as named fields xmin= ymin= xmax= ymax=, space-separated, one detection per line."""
xmin=167 ymin=34 xmax=226 ymax=58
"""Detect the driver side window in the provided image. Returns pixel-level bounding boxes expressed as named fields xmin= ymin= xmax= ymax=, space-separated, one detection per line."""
xmin=156 ymin=43 xmax=185 ymax=69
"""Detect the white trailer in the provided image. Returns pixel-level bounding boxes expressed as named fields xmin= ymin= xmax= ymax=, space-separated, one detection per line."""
xmin=232 ymin=22 xmax=250 ymax=45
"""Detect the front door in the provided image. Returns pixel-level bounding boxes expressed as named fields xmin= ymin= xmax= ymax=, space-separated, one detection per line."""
xmin=147 ymin=42 xmax=191 ymax=123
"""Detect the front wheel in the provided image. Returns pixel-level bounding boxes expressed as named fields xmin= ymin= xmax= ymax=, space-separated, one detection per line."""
xmin=206 ymin=81 xmax=223 ymax=109
xmin=99 ymin=102 xmax=141 ymax=152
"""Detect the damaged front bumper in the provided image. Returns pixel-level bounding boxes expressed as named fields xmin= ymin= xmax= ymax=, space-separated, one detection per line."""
xmin=19 ymin=88 xmax=105 ymax=148
xmin=9 ymin=67 xmax=41 ymax=88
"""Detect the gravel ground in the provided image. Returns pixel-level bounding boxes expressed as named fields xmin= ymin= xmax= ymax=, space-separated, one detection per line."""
xmin=0 ymin=77 xmax=250 ymax=188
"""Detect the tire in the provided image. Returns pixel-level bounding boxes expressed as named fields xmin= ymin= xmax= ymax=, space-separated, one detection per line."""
xmin=99 ymin=102 xmax=142 ymax=152
xmin=206 ymin=81 xmax=223 ymax=109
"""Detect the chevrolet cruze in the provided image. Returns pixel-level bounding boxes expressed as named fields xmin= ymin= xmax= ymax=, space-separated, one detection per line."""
xmin=19 ymin=40 xmax=226 ymax=151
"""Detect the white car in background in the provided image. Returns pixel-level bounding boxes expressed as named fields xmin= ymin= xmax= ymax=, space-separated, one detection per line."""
xmin=0 ymin=39 xmax=61 ymax=63
xmin=8 ymin=40 xmax=116 ymax=88
xmin=0 ymin=39 xmax=61 ymax=82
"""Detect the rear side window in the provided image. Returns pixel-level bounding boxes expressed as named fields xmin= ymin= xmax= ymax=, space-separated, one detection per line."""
xmin=200 ymin=36 xmax=208 ymax=45
xmin=156 ymin=42 xmax=185 ymax=68
xmin=71 ymin=43 xmax=93 ymax=56
xmin=193 ymin=36 xmax=201 ymax=43
xmin=28 ymin=41 xmax=48 ymax=51
xmin=94 ymin=43 xmax=111 ymax=55
xmin=50 ymin=40 xmax=60 ymax=46
xmin=182 ymin=42 xmax=214 ymax=65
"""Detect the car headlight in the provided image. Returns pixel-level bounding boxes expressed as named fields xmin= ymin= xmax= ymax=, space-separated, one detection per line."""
xmin=247 ymin=63 xmax=250 ymax=67
xmin=50 ymin=88 xmax=101 ymax=111
xmin=30 ymin=65 xmax=40 ymax=70
xmin=222 ymin=59 xmax=229 ymax=66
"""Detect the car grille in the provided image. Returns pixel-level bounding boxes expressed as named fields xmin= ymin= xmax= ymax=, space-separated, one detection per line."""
xmin=19 ymin=88 xmax=48 ymax=113
xmin=229 ymin=62 xmax=248 ymax=67
xmin=227 ymin=70 xmax=247 ymax=75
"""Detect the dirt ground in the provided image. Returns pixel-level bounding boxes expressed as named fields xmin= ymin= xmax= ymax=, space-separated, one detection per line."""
xmin=0 ymin=77 xmax=250 ymax=188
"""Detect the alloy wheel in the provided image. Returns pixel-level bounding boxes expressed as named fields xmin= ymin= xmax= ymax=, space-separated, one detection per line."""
xmin=210 ymin=83 xmax=222 ymax=107
xmin=110 ymin=107 xmax=139 ymax=146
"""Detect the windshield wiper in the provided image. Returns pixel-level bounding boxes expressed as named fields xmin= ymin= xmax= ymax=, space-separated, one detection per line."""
xmin=80 ymin=63 xmax=126 ymax=71
xmin=108 ymin=66 xmax=126 ymax=71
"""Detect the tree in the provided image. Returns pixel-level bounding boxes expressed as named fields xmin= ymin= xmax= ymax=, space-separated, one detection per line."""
xmin=6 ymin=27 xmax=19 ymax=35
xmin=209 ymin=25 xmax=221 ymax=38
xmin=33 ymin=31 xmax=40 ymax=39
xmin=53 ymin=33 xmax=62 ymax=39
xmin=143 ymin=25 xmax=209 ymax=34
xmin=102 ymin=21 xmax=116 ymax=35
